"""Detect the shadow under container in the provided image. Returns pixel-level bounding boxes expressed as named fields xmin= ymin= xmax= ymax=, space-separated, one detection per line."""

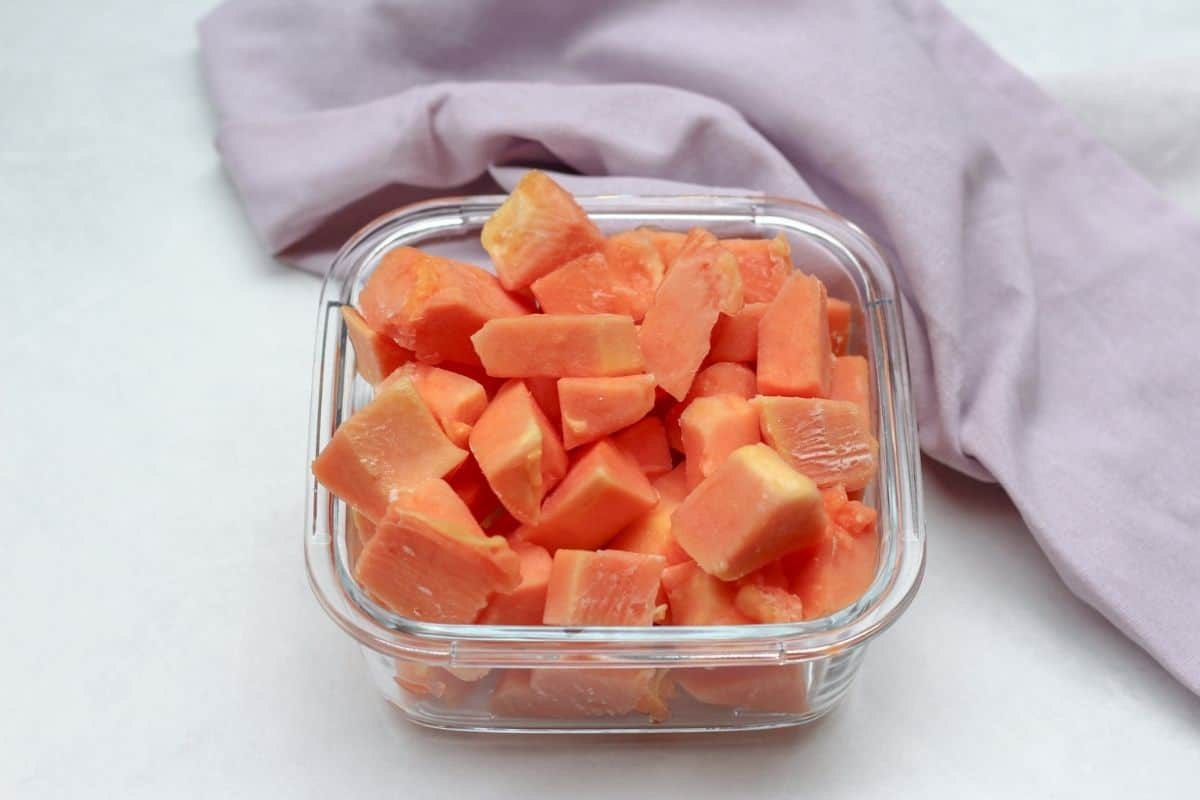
xmin=305 ymin=194 xmax=926 ymax=733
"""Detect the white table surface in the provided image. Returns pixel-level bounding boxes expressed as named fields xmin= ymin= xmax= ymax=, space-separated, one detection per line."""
xmin=3 ymin=2 xmax=1198 ymax=797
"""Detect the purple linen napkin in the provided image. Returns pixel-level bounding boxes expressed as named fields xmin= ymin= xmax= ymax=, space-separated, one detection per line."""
xmin=199 ymin=0 xmax=1200 ymax=693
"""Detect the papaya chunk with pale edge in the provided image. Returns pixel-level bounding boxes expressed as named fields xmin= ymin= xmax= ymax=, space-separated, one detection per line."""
xmin=357 ymin=247 xmax=529 ymax=366
xmin=735 ymin=584 xmax=806 ymax=623
xmin=757 ymin=272 xmax=832 ymax=397
xmin=638 ymin=229 xmax=743 ymax=400
xmin=720 ymin=233 xmax=792 ymax=303
xmin=353 ymin=478 xmax=520 ymax=622
xmin=493 ymin=668 xmax=671 ymax=721
xmin=671 ymin=443 xmax=826 ymax=580
xmin=542 ymin=549 xmax=666 ymax=626
xmin=471 ymin=314 xmax=645 ymax=378
xmin=383 ymin=363 xmax=487 ymax=448
xmin=341 ymin=306 xmax=412 ymax=385
xmin=680 ymin=395 xmax=761 ymax=489
xmin=830 ymin=355 xmax=870 ymax=420
xmin=755 ymin=396 xmax=879 ymax=491
xmin=661 ymin=561 xmax=750 ymax=625
xmin=674 ymin=665 xmax=807 ymax=713
xmin=709 ymin=302 xmax=768 ymax=364
xmin=481 ymin=170 xmax=605 ymax=291
xmin=603 ymin=230 xmax=667 ymax=321
xmin=530 ymin=231 xmax=665 ymax=321
xmin=312 ymin=375 xmax=467 ymax=522
xmin=558 ymin=374 xmax=657 ymax=449
xmin=611 ymin=415 xmax=673 ymax=478
xmin=689 ymin=361 xmax=757 ymax=401
xmin=607 ymin=465 xmax=692 ymax=566
xmin=478 ymin=542 xmax=553 ymax=625
xmin=827 ymin=298 xmax=853 ymax=357
xmin=469 ymin=380 xmax=568 ymax=525
xmin=515 ymin=440 xmax=658 ymax=552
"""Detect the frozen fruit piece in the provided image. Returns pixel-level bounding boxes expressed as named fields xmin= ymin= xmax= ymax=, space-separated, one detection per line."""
xmin=543 ymin=549 xmax=666 ymax=626
xmin=671 ymin=443 xmax=826 ymax=580
xmin=721 ymin=234 xmax=793 ymax=303
xmin=312 ymin=375 xmax=468 ymax=521
xmin=708 ymin=302 xmax=768 ymax=364
xmin=607 ymin=466 xmax=692 ymax=566
xmin=446 ymin=457 xmax=500 ymax=520
xmin=789 ymin=525 xmax=879 ymax=620
xmin=680 ymin=394 xmax=761 ymax=489
xmin=526 ymin=376 xmax=562 ymax=425
xmin=757 ymin=272 xmax=833 ymax=397
xmin=661 ymin=561 xmax=750 ymax=625
xmin=478 ymin=542 xmax=553 ymax=625
xmin=394 ymin=662 xmax=473 ymax=706
xmin=511 ymin=438 xmax=651 ymax=550
xmin=471 ymin=314 xmax=645 ymax=378
xmin=755 ymin=396 xmax=879 ymax=491
xmin=830 ymin=355 xmax=870 ymax=420
xmin=640 ymin=227 xmax=687 ymax=268
xmin=481 ymin=170 xmax=605 ymax=291
xmin=341 ymin=306 xmax=412 ymax=385
xmin=383 ymin=363 xmax=487 ymax=448
xmin=528 ymin=667 xmax=671 ymax=721
xmin=638 ymin=229 xmax=743 ymax=400
xmin=558 ymin=374 xmax=657 ymax=449
xmin=611 ymin=416 xmax=673 ymax=478
xmin=354 ymin=478 xmax=520 ymax=622
xmin=469 ymin=380 xmax=568 ymax=525
xmin=735 ymin=584 xmax=806 ymax=623
xmin=530 ymin=231 xmax=666 ymax=322
xmin=602 ymin=230 xmax=667 ymax=321
xmin=736 ymin=559 xmax=790 ymax=591
xmin=517 ymin=440 xmax=658 ymax=552
xmin=689 ymin=362 xmax=757 ymax=401
xmin=827 ymin=298 xmax=853 ymax=357
xmin=674 ymin=665 xmax=807 ymax=713
xmin=358 ymin=246 xmax=530 ymax=366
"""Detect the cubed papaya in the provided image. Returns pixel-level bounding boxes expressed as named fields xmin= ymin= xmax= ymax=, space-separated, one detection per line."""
xmin=689 ymin=361 xmax=757 ymax=400
xmin=720 ymin=233 xmax=793 ymax=303
xmin=788 ymin=525 xmax=879 ymax=620
xmin=679 ymin=395 xmax=761 ymax=489
xmin=471 ymin=314 xmax=645 ymax=378
xmin=661 ymin=561 xmax=750 ymax=625
xmin=638 ymin=229 xmax=743 ymax=400
xmin=478 ymin=542 xmax=553 ymax=625
xmin=607 ymin=466 xmax=692 ymax=566
xmin=357 ymin=246 xmax=530 ymax=366
xmin=530 ymin=231 xmax=665 ymax=322
xmin=481 ymin=170 xmax=605 ymax=291
xmin=383 ymin=363 xmax=487 ymax=448
xmin=603 ymin=230 xmax=667 ymax=321
xmin=312 ymin=375 xmax=468 ymax=521
xmin=734 ymin=584 xmax=806 ymax=623
xmin=639 ymin=227 xmax=687 ymax=268
xmin=468 ymin=380 xmax=568 ymax=525
xmin=543 ymin=549 xmax=666 ymax=626
xmin=755 ymin=396 xmax=879 ymax=491
xmin=353 ymin=478 xmax=521 ymax=622
xmin=673 ymin=665 xmax=807 ymax=714
xmin=528 ymin=667 xmax=671 ymax=721
xmin=341 ymin=306 xmax=412 ymax=385
xmin=827 ymin=298 xmax=853 ymax=357
xmin=611 ymin=416 xmax=673 ymax=479
xmin=757 ymin=272 xmax=832 ymax=397
xmin=394 ymin=661 xmax=474 ymax=706
xmin=516 ymin=440 xmax=658 ymax=552
xmin=830 ymin=355 xmax=870 ymax=420
xmin=708 ymin=302 xmax=768 ymax=364
xmin=558 ymin=373 xmax=657 ymax=449
xmin=670 ymin=443 xmax=826 ymax=580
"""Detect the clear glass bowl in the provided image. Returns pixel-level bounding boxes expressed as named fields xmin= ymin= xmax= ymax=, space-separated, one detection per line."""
xmin=305 ymin=194 xmax=925 ymax=733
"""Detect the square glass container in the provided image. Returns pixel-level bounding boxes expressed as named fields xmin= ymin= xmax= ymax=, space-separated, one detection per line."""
xmin=305 ymin=194 xmax=925 ymax=733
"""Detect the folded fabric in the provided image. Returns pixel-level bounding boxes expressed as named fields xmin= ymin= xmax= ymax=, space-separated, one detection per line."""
xmin=198 ymin=0 xmax=1200 ymax=694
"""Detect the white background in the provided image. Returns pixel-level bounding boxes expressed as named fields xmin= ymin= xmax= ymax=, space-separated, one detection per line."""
xmin=2 ymin=2 xmax=1198 ymax=797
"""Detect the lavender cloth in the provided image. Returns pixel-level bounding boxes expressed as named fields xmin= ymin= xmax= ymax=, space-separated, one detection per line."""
xmin=199 ymin=0 xmax=1200 ymax=693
